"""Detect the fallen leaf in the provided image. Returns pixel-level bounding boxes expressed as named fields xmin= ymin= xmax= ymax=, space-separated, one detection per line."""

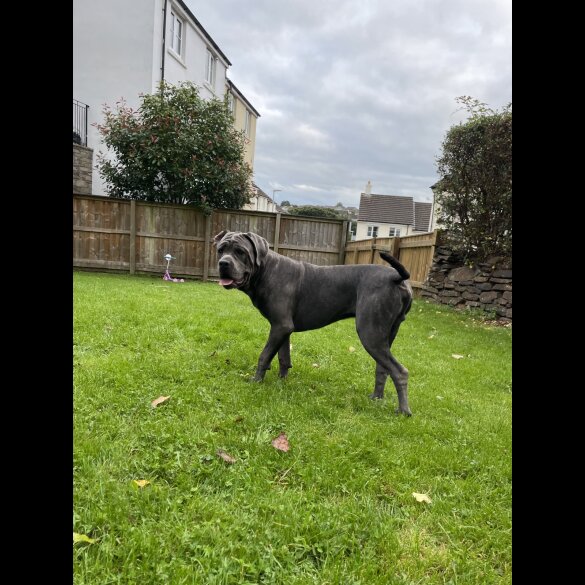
xmin=151 ymin=395 xmax=170 ymax=407
xmin=412 ymin=492 xmax=432 ymax=504
xmin=312 ymin=363 xmax=320 ymax=368
xmin=348 ymin=346 xmax=356 ymax=353
xmin=436 ymin=395 xmax=444 ymax=400
xmin=133 ymin=479 xmax=151 ymax=488
xmin=451 ymin=354 xmax=464 ymax=360
xmin=271 ymin=432 xmax=290 ymax=452
xmin=73 ymin=532 xmax=96 ymax=544
xmin=428 ymin=335 xmax=435 ymax=339
xmin=216 ymin=449 xmax=236 ymax=464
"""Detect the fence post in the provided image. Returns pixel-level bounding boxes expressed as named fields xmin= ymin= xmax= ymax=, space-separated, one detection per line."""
xmin=273 ymin=213 xmax=281 ymax=254
xmin=369 ymin=237 xmax=377 ymax=264
xmin=203 ymin=213 xmax=212 ymax=281
xmin=129 ymin=200 xmax=136 ymax=274
xmin=338 ymin=220 xmax=349 ymax=265
xmin=393 ymin=236 xmax=401 ymax=259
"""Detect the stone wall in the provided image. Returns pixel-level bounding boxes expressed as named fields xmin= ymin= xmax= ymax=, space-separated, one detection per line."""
xmin=73 ymin=144 xmax=93 ymax=195
xmin=421 ymin=245 xmax=512 ymax=321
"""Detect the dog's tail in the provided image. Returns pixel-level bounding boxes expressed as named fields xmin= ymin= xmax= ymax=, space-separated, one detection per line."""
xmin=379 ymin=252 xmax=410 ymax=283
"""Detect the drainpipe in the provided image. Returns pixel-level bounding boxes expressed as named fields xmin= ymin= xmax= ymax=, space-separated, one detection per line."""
xmin=160 ymin=0 xmax=168 ymax=89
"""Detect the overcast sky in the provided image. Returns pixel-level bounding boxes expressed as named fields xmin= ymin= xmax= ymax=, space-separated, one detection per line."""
xmin=185 ymin=0 xmax=511 ymax=207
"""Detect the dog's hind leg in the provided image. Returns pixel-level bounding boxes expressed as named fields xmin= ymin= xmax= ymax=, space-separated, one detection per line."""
xmin=278 ymin=334 xmax=292 ymax=378
xmin=356 ymin=318 xmax=411 ymax=416
xmin=368 ymin=347 xmax=411 ymax=416
xmin=371 ymin=362 xmax=388 ymax=399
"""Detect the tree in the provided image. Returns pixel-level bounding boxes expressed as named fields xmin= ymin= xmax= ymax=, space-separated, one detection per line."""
xmin=434 ymin=96 xmax=512 ymax=260
xmin=286 ymin=206 xmax=343 ymax=219
xmin=95 ymin=81 xmax=253 ymax=212
xmin=280 ymin=200 xmax=291 ymax=207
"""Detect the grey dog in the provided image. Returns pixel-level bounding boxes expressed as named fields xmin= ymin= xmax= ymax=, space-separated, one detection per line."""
xmin=214 ymin=230 xmax=413 ymax=415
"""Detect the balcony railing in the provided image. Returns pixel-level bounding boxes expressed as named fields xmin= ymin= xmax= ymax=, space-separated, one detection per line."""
xmin=73 ymin=99 xmax=89 ymax=146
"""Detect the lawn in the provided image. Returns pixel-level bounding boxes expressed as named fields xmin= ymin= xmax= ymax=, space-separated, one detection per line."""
xmin=73 ymin=271 xmax=512 ymax=584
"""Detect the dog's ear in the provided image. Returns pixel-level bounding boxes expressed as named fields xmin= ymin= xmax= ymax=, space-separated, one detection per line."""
xmin=244 ymin=232 xmax=269 ymax=268
xmin=213 ymin=230 xmax=228 ymax=246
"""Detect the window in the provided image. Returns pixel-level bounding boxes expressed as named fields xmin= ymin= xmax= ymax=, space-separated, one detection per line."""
xmin=170 ymin=11 xmax=183 ymax=56
xmin=367 ymin=225 xmax=378 ymax=238
xmin=389 ymin=227 xmax=401 ymax=237
xmin=244 ymin=110 xmax=251 ymax=137
xmin=205 ymin=49 xmax=216 ymax=87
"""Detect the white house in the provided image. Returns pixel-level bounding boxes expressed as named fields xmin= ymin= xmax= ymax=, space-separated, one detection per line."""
xmin=243 ymin=183 xmax=278 ymax=213
xmin=73 ymin=0 xmax=259 ymax=196
xmin=355 ymin=181 xmax=434 ymax=239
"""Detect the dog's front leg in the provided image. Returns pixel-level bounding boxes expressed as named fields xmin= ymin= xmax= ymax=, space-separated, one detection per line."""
xmin=252 ymin=325 xmax=293 ymax=382
xmin=277 ymin=334 xmax=292 ymax=378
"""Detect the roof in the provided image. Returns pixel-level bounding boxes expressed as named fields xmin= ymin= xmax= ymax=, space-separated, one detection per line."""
xmin=176 ymin=0 xmax=231 ymax=66
xmin=226 ymin=79 xmax=261 ymax=118
xmin=358 ymin=193 xmax=414 ymax=225
xmin=252 ymin=183 xmax=274 ymax=203
xmin=413 ymin=201 xmax=432 ymax=232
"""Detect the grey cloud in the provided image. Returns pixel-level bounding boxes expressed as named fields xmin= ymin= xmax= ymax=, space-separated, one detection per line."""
xmin=185 ymin=0 xmax=511 ymax=206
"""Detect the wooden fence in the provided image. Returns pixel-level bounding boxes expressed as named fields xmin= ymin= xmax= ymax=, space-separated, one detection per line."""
xmin=73 ymin=195 xmax=349 ymax=279
xmin=344 ymin=231 xmax=437 ymax=288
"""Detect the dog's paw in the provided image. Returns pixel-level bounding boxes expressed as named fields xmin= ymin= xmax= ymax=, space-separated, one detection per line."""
xmin=395 ymin=407 xmax=412 ymax=417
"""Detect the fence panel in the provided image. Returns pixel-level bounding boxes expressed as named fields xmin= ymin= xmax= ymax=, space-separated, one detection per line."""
xmin=279 ymin=216 xmax=345 ymax=266
xmin=397 ymin=232 xmax=437 ymax=287
xmin=73 ymin=196 xmax=132 ymax=270
xmin=73 ymin=195 xmax=348 ymax=278
xmin=134 ymin=202 xmax=208 ymax=277
xmin=343 ymin=231 xmax=437 ymax=288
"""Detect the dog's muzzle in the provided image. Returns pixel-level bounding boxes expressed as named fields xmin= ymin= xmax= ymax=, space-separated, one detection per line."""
xmin=218 ymin=259 xmax=244 ymax=288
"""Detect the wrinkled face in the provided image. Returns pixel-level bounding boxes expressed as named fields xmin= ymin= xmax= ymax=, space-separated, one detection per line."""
xmin=216 ymin=233 xmax=256 ymax=289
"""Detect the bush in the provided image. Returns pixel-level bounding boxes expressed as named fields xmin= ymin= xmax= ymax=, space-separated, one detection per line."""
xmin=434 ymin=97 xmax=512 ymax=260
xmin=95 ymin=81 xmax=253 ymax=212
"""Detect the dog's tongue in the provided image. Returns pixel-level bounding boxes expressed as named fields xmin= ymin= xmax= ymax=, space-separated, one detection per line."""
xmin=219 ymin=278 xmax=234 ymax=286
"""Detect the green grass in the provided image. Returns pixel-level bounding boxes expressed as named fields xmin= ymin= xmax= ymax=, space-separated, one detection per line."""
xmin=73 ymin=271 xmax=512 ymax=584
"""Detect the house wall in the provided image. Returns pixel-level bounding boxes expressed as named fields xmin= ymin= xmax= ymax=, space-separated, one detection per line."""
xmin=429 ymin=191 xmax=447 ymax=231
xmin=355 ymin=221 xmax=412 ymax=240
xmin=74 ymin=0 xmax=233 ymax=196
xmin=231 ymin=95 xmax=257 ymax=169
xmin=243 ymin=195 xmax=276 ymax=213
xmin=162 ymin=1 xmax=229 ymax=99
xmin=74 ymin=0 xmax=158 ymax=195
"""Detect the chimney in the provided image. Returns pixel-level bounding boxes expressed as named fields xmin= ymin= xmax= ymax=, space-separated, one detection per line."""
xmin=365 ymin=180 xmax=372 ymax=196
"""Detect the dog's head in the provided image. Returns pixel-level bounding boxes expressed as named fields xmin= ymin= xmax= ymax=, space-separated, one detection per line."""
xmin=213 ymin=230 xmax=269 ymax=289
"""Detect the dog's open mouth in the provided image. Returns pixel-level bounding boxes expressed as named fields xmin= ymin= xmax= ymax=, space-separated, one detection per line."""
xmin=218 ymin=278 xmax=243 ymax=288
